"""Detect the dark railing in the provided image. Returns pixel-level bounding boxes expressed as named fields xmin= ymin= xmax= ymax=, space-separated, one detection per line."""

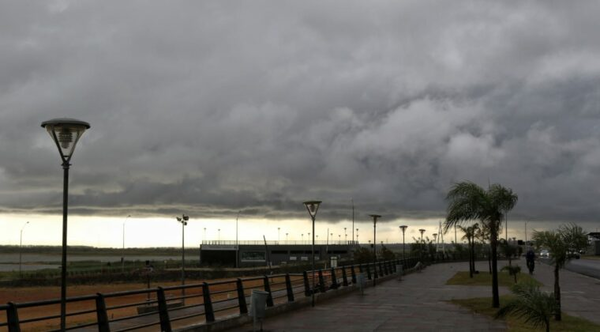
xmin=0 ymin=258 xmax=419 ymax=332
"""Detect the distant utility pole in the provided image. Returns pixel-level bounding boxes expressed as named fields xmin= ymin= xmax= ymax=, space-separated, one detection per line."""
xmin=351 ymin=198 xmax=355 ymax=244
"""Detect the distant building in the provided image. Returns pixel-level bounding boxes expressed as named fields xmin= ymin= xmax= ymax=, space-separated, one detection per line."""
xmin=199 ymin=240 xmax=356 ymax=268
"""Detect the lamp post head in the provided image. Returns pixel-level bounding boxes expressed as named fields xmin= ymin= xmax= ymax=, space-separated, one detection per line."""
xmin=419 ymin=229 xmax=426 ymax=235
xmin=369 ymin=214 xmax=381 ymax=224
xmin=177 ymin=215 xmax=189 ymax=225
xmin=399 ymin=225 xmax=408 ymax=233
xmin=303 ymin=201 xmax=322 ymax=219
xmin=41 ymin=118 xmax=90 ymax=164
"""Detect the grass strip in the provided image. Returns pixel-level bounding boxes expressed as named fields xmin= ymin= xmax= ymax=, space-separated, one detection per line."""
xmin=451 ymin=296 xmax=600 ymax=332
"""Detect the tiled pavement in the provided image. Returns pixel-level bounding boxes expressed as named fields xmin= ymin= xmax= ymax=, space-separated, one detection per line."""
xmin=233 ymin=259 xmax=600 ymax=331
xmin=235 ymin=261 xmax=509 ymax=331
xmin=531 ymin=259 xmax=600 ymax=325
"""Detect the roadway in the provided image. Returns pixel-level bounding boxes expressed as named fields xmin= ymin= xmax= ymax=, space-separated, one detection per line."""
xmin=539 ymin=257 xmax=600 ymax=279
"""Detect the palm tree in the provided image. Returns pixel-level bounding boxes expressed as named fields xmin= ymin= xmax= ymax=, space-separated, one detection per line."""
xmin=501 ymin=265 xmax=521 ymax=283
xmin=495 ymin=282 xmax=557 ymax=332
xmin=476 ymin=222 xmax=493 ymax=273
xmin=459 ymin=224 xmax=479 ymax=278
xmin=444 ymin=181 xmax=518 ymax=308
xmin=532 ymin=223 xmax=587 ymax=321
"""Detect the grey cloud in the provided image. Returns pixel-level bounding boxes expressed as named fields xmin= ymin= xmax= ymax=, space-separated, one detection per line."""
xmin=1 ymin=1 xmax=600 ymax=226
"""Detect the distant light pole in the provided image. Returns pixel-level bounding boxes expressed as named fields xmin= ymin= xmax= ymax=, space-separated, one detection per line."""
xmin=176 ymin=214 xmax=189 ymax=304
xmin=344 ymin=227 xmax=347 ymax=243
xmin=351 ymin=198 xmax=355 ymax=244
xmin=338 ymin=234 xmax=341 ymax=244
xmin=218 ymin=229 xmax=221 ymax=242
xmin=19 ymin=221 xmax=29 ymax=276
xmin=301 ymin=233 xmax=304 ymax=242
xmin=433 ymin=233 xmax=438 ymax=253
xmin=203 ymin=227 xmax=206 ymax=243
xmin=236 ymin=211 xmax=240 ymax=268
xmin=370 ymin=215 xmax=381 ymax=286
xmin=41 ymin=117 xmax=90 ymax=331
xmin=356 ymin=228 xmax=359 ymax=243
xmin=399 ymin=225 xmax=408 ymax=259
xmin=286 ymin=233 xmax=289 ymax=241
xmin=419 ymin=228 xmax=426 ymax=261
xmin=122 ymin=215 xmax=131 ymax=273
xmin=278 ymin=227 xmax=281 ymax=242
xmin=303 ymin=200 xmax=321 ymax=307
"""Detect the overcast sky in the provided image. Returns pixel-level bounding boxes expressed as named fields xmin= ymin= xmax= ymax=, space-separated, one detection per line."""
xmin=1 ymin=1 xmax=600 ymax=246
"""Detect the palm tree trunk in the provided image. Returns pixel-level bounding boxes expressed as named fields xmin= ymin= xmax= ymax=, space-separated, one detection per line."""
xmin=554 ymin=264 xmax=561 ymax=321
xmin=471 ymin=241 xmax=476 ymax=273
xmin=469 ymin=238 xmax=474 ymax=278
xmin=491 ymin=229 xmax=500 ymax=308
xmin=488 ymin=247 xmax=492 ymax=273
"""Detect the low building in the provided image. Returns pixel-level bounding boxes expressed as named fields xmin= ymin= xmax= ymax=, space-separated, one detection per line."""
xmin=199 ymin=240 xmax=356 ymax=268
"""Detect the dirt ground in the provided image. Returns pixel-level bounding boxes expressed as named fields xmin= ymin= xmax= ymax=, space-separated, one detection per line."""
xmin=0 ymin=275 xmax=300 ymax=331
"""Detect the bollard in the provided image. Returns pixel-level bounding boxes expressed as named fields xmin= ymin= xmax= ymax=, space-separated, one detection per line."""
xmin=250 ymin=290 xmax=269 ymax=332
xmin=357 ymin=273 xmax=366 ymax=295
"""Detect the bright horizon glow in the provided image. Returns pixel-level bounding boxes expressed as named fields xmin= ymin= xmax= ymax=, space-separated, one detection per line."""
xmin=0 ymin=213 xmax=584 ymax=248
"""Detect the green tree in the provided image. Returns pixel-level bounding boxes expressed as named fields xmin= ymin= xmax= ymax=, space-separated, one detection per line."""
xmin=495 ymin=282 xmax=557 ymax=332
xmin=379 ymin=244 xmax=396 ymax=261
xmin=459 ymin=224 xmax=479 ymax=278
xmin=353 ymin=247 xmax=373 ymax=264
xmin=476 ymin=222 xmax=493 ymax=273
xmin=532 ymin=223 xmax=588 ymax=321
xmin=501 ymin=265 xmax=521 ymax=283
xmin=499 ymin=239 xmax=517 ymax=266
xmin=444 ymin=181 xmax=518 ymax=308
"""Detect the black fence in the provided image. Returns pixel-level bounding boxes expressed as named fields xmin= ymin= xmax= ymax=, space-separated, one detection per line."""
xmin=0 ymin=258 xmax=419 ymax=332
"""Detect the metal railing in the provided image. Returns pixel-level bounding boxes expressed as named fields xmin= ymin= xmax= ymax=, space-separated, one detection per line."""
xmin=0 ymin=258 xmax=419 ymax=332
xmin=201 ymin=240 xmax=358 ymax=246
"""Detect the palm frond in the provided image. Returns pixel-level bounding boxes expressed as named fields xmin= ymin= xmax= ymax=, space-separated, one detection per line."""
xmin=495 ymin=282 xmax=556 ymax=330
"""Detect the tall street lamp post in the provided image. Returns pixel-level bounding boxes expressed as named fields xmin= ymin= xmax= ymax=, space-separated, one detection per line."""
xmin=419 ymin=228 xmax=426 ymax=260
xmin=41 ymin=118 xmax=90 ymax=331
xmin=370 ymin=215 xmax=381 ymax=286
xmin=399 ymin=225 xmax=408 ymax=259
xmin=176 ymin=215 xmax=189 ymax=304
xmin=122 ymin=215 xmax=130 ymax=273
xmin=303 ymin=200 xmax=321 ymax=307
xmin=236 ymin=211 xmax=240 ymax=268
xmin=19 ymin=221 xmax=29 ymax=276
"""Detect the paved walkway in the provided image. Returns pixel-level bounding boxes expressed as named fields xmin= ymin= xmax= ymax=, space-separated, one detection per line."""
xmin=235 ymin=261 xmax=508 ymax=331
xmin=531 ymin=259 xmax=600 ymax=325
xmin=232 ymin=259 xmax=600 ymax=331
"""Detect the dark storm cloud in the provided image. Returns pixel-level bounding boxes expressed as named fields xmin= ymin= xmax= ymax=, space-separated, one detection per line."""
xmin=1 ymin=1 xmax=600 ymax=225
